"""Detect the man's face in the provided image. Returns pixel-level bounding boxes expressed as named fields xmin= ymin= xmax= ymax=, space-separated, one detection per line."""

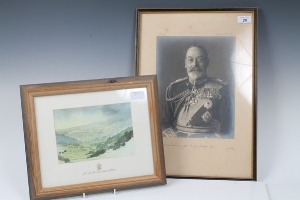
xmin=185 ymin=47 xmax=209 ymax=81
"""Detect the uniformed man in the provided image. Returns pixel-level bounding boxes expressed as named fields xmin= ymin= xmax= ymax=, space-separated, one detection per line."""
xmin=163 ymin=45 xmax=233 ymax=138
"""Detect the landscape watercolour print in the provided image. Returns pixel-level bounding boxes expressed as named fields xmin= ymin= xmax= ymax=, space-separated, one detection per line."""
xmin=53 ymin=102 xmax=135 ymax=164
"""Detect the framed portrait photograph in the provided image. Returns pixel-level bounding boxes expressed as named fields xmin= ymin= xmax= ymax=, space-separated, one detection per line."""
xmin=135 ymin=8 xmax=257 ymax=180
xmin=20 ymin=75 xmax=166 ymax=200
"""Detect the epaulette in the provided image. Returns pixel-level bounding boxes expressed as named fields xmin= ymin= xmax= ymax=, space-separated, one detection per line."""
xmin=166 ymin=76 xmax=190 ymax=102
xmin=208 ymin=77 xmax=228 ymax=85
xmin=168 ymin=77 xmax=188 ymax=86
xmin=166 ymin=76 xmax=188 ymax=95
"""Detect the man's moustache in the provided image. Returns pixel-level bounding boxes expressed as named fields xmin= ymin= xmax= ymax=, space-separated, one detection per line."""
xmin=189 ymin=67 xmax=202 ymax=72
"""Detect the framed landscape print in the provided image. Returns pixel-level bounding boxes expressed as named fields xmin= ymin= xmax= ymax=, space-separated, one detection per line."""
xmin=135 ymin=8 xmax=257 ymax=180
xmin=20 ymin=75 xmax=166 ymax=200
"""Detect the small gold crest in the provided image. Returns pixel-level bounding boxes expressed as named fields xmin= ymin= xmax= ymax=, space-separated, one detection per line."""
xmin=97 ymin=163 xmax=102 ymax=170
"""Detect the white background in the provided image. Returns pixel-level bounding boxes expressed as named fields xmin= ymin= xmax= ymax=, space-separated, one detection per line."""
xmin=0 ymin=1 xmax=300 ymax=200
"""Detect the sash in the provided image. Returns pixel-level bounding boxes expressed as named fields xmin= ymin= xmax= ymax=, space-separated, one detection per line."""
xmin=177 ymin=97 xmax=209 ymax=126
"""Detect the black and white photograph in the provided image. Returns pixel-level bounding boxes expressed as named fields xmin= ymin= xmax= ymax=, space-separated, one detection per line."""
xmin=136 ymin=9 xmax=257 ymax=179
xmin=157 ymin=36 xmax=235 ymax=139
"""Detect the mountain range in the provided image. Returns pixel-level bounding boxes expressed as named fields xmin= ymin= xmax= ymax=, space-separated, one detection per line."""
xmin=55 ymin=116 xmax=133 ymax=145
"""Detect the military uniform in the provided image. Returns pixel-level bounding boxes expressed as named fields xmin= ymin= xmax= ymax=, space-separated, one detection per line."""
xmin=163 ymin=76 xmax=233 ymax=138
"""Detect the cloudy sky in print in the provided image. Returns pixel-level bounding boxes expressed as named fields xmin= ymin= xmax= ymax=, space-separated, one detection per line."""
xmin=53 ymin=102 xmax=131 ymax=130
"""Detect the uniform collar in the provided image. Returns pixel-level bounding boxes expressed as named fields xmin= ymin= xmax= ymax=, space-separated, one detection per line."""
xmin=188 ymin=75 xmax=207 ymax=87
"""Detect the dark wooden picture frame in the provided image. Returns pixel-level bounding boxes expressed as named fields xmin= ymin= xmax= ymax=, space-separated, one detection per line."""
xmin=135 ymin=8 xmax=257 ymax=180
xmin=20 ymin=75 xmax=166 ymax=200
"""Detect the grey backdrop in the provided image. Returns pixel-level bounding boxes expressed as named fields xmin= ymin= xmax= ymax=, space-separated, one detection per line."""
xmin=1 ymin=0 xmax=300 ymax=199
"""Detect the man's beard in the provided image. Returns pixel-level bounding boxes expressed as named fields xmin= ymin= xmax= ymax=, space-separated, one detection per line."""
xmin=187 ymin=68 xmax=205 ymax=82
